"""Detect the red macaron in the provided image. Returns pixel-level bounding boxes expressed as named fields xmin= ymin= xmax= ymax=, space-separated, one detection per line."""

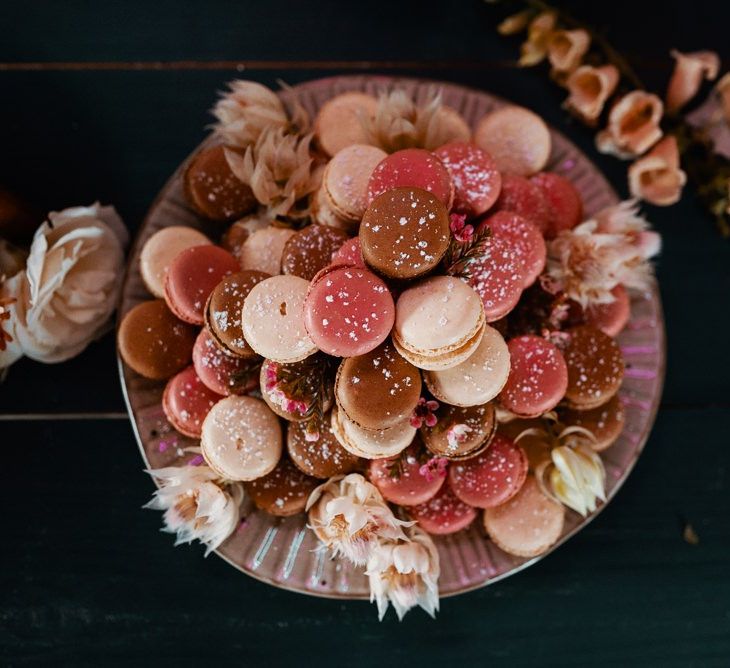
xmin=408 ymin=481 xmax=477 ymax=535
xmin=369 ymin=443 xmax=446 ymax=506
xmin=162 ymin=365 xmax=224 ymax=438
xmin=530 ymin=172 xmax=583 ymax=239
xmin=192 ymin=329 xmax=259 ymax=396
xmin=493 ymin=173 xmax=551 ymax=235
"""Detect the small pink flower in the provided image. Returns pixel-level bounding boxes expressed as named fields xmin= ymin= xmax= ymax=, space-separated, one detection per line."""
xmin=304 ymin=429 xmax=320 ymax=442
xmin=264 ymin=363 xmax=278 ymax=391
xmin=666 ymin=49 xmax=720 ymax=114
xmin=419 ymin=457 xmax=448 ymax=482
xmin=445 ymin=424 xmax=473 ymax=451
xmin=410 ymin=397 xmax=439 ymax=429
xmin=449 ymin=214 xmax=474 ymax=243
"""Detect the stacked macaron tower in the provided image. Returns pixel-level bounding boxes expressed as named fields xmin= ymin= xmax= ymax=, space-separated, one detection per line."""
xmin=119 ymin=80 xmax=659 ymax=619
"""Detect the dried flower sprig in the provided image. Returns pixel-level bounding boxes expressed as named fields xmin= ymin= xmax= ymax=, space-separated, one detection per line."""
xmin=442 ymin=216 xmax=493 ymax=279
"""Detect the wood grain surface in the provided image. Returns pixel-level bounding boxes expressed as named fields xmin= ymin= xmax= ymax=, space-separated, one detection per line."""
xmin=1 ymin=1 xmax=729 ymax=665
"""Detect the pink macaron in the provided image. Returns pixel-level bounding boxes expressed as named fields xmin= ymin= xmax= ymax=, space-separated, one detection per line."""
xmin=584 ymin=285 xmax=630 ymax=337
xmin=434 ymin=142 xmax=501 ymax=216
xmin=408 ymin=481 xmax=477 ymax=535
xmin=331 ymin=237 xmax=365 ymax=268
xmin=482 ymin=211 xmax=546 ymax=288
xmin=467 ymin=235 xmax=528 ymax=322
xmin=499 ymin=335 xmax=568 ymax=417
xmin=192 ymin=329 xmax=258 ymax=396
xmin=303 ymin=264 xmax=395 ymax=357
xmin=448 ymin=434 xmax=528 ymax=509
xmin=531 ymin=171 xmax=583 ymax=238
xmin=368 ymin=443 xmax=446 ymax=506
xmin=366 ymin=148 xmax=454 ymax=208
xmin=162 ymin=365 xmax=223 ymax=438
xmin=164 ymin=245 xmax=240 ymax=325
xmin=494 ymin=173 xmax=551 ymax=235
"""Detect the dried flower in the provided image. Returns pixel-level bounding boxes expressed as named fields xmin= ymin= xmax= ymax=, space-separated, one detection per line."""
xmin=225 ymin=128 xmax=323 ymax=222
xmin=361 ymin=88 xmax=469 ymax=153
xmin=0 ymin=295 xmax=16 ymax=354
xmin=497 ymin=9 xmax=533 ymax=36
xmin=145 ymin=464 xmax=243 ymax=555
xmin=442 ymin=222 xmax=492 ymax=280
xmin=212 ymin=80 xmax=289 ymax=148
xmin=366 ymin=525 xmax=440 ymax=621
xmin=410 ymin=397 xmax=439 ymax=429
xmin=547 ymin=29 xmax=590 ymax=75
xmin=446 ymin=423 xmax=473 ymax=451
xmin=717 ymin=73 xmax=730 ymax=125
xmin=418 ymin=456 xmax=448 ymax=482
xmin=628 ymin=135 xmax=687 ymax=206
xmin=449 ymin=213 xmax=474 ymax=243
xmin=306 ymin=474 xmax=411 ymax=565
xmin=564 ymin=65 xmax=619 ymax=125
xmin=596 ymin=91 xmax=664 ymax=159
xmin=0 ymin=203 xmax=127 ymax=368
xmin=519 ymin=11 xmax=556 ymax=67
xmin=545 ymin=200 xmax=660 ymax=307
xmin=666 ymin=50 xmax=720 ymax=114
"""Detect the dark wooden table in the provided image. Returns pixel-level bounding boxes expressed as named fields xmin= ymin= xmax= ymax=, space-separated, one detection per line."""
xmin=1 ymin=1 xmax=729 ymax=665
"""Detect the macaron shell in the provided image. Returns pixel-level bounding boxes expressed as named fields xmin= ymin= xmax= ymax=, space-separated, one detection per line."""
xmin=393 ymin=321 xmax=485 ymax=372
xmin=314 ymin=92 xmax=378 ymax=157
xmin=287 ymin=411 xmax=361 ymax=479
xmin=221 ymin=214 xmax=269 ymax=260
xmin=473 ymin=106 xmax=551 ymax=176
xmin=499 ymin=335 xmax=568 ymax=418
xmin=331 ymin=237 xmax=365 ymax=267
xmin=531 ymin=171 xmax=584 ymax=238
xmin=559 ymin=394 xmax=626 ymax=452
xmin=408 ymin=482 xmax=477 ymax=535
xmin=562 ymin=325 xmax=624 ymax=410
xmin=483 ymin=475 xmax=565 ymax=558
xmin=434 ymin=142 xmax=502 ymax=216
xmin=331 ymin=406 xmax=416 ymax=460
xmin=200 ymin=395 xmax=282 ymax=481
xmin=164 ymin=245 xmax=240 ymax=325
xmin=493 ymin=173 xmax=552 ymax=234
xmin=118 ymin=300 xmax=197 ymax=380
xmin=242 ymin=275 xmax=318 ymax=363
xmin=139 ymin=226 xmax=211 ymax=298
xmin=280 ymin=224 xmax=350 ymax=281
xmin=243 ymin=457 xmax=319 ymax=517
xmin=420 ymin=402 xmax=497 ymax=460
xmin=238 ymin=227 xmax=296 ymax=275
xmin=303 ymin=266 xmax=395 ymax=357
xmin=367 ymin=148 xmax=454 ymax=208
xmin=449 ymin=433 xmax=528 ymax=509
xmin=368 ymin=443 xmax=446 ymax=506
xmin=162 ymin=365 xmax=223 ymax=438
xmin=311 ymin=185 xmax=354 ymax=233
xmin=584 ymin=285 xmax=630 ymax=337
xmin=192 ymin=329 xmax=259 ymax=396
xmin=483 ymin=211 xmax=546 ymax=288
xmin=423 ymin=324 xmax=510 ymax=407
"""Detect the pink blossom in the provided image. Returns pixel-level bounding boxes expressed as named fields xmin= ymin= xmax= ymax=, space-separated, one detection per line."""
xmin=449 ymin=214 xmax=474 ymax=243
xmin=410 ymin=397 xmax=439 ymax=429
xmin=419 ymin=457 xmax=448 ymax=482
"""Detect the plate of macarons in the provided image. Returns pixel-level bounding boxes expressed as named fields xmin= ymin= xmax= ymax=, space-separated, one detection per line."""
xmin=117 ymin=75 xmax=665 ymax=600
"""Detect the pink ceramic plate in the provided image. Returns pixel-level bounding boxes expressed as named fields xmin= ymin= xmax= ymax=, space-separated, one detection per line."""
xmin=118 ymin=75 xmax=666 ymax=599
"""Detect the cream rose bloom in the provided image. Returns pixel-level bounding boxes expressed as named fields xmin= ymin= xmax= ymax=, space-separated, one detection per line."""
xmin=0 ymin=203 xmax=127 ymax=366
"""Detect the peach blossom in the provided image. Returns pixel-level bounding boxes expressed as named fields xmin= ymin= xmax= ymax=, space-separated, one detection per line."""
xmin=628 ymin=136 xmax=687 ymax=206
xmin=518 ymin=11 xmax=556 ymax=67
xmin=564 ymin=64 xmax=620 ymax=124
xmin=547 ymin=29 xmax=590 ymax=74
xmin=596 ymin=91 xmax=664 ymax=159
xmin=666 ymin=50 xmax=720 ymax=114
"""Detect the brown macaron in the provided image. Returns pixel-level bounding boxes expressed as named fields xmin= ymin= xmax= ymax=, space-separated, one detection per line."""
xmin=360 ymin=187 xmax=450 ymax=280
xmin=183 ymin=145 xmax=257 ymax=222
xmin=244 ymin=457 xmax=320 ymax=517
xmin=118 ymin=300 xmax=197 ymax=380
xmin=559 ymin=395 xmax=626 ymax=452
xmin=205 ymin=270 xmax=270 ymax=358
xmin=280 ymin=224 xmax=350 ymax=280
xmin=287 ymin=411 xmax=362 ymax=479
xmin=420 ymin=402 xmax=497 ymax=461
xmin=335 ymin=340 xmax=422 ymax=431
xmin=563 ymin=325 xmax=624 ymax=410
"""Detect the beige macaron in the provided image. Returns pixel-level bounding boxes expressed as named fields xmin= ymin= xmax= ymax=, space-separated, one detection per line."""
xmin=238 ymin=226 xmax=295 ymax=275
xmin=473 ymin=105 xmax=551 ymax=176
xmin=242 ymin=275 xmax=318 ymax=363
xmin=331 ymin=406 xmax=416 ymax=460
xmin=139 ymin=226 xmax=211 ymax=297
xmin=314 ymin=92 xmax=379 ymax=157
xmin=393 ymin=276 xmax=486 ymax=371
xmin=483 ymin=475 xmax=565 ymax=558
xmin=200 ymin=396 xmax=283 ymax=481
xmin=424 ymin=324 xmax=510 ymax=406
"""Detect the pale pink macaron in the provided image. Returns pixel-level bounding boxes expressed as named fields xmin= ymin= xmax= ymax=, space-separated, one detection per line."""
xmin=192 ymin=329 xmax=258 ymax=396
xmin=314 ymin=91 xmax=378 ymax=157
xmin=473 ymin=105 xmax=551 ymax=176
xmin=331 ymin=237 xmax=365 ymax=268
xmin=238 ymin=226 xmax=296 ymax=275
xmin=482 ymin=211 xmax=546 ymax=288
xmin=140 ymin=226 xmax=211 ymax=298
xmin=499 ymin=335 xmax=568 ymax=417
xmin=449 ymin=433 xmax=528 ymax=509
xmin=366 ymin=148 xmax=454 ymax=208
xmin=408 ymin=482 xmax=478 ymax=535
xmin=323 ymin=144 xmax=388 ymax=222
xmin=434 ymin=141 xmax=502 ymax=216
xmin=303 ymin=264 xmax=395 ymax=357
xmin=242 ymin=275 xmax=318 ymax=363
xmin=368 ymin=443 xmax=446 ymax=506
xmin=483 ymin=475 xmax=565 ymax=558
xmin=584 ymin=285 xmax=630 ymax=337
xmin=467 ymin=235 xmax=528 ymax=322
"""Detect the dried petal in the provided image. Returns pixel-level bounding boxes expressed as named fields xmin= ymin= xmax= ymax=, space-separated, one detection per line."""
xmin=518 ymin=11 xmax=556 ymax=67
xmin=498 ymin=9 xmax=533 ymax=35
xmin=666 ymin=50 xmax=720 ymax=114
xmin=596 ymin=91 xmax=664 ymax=159
xmin=628 ymin=136 xmax=687 ymax=206
xmin=564 ymin=64 xmax=619 ymax=125
xmin=716 ymin=72 xmax=730 ymax=125
xmin=547 ymin=29 xmax=590 ymax=74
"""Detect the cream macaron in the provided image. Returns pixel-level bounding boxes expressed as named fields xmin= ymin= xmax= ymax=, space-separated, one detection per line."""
xmin=200 ymin=396 xmax=283 ymax=481
xmin=424 ymin=324 xmax=510 ymax=406
xmin=238 ymin=226 xmax=295 ymax=275
xmin=331 ymin=406 xmax=416 ymax=460
xmin=393 ymin=276 xmax=486 ymax=371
